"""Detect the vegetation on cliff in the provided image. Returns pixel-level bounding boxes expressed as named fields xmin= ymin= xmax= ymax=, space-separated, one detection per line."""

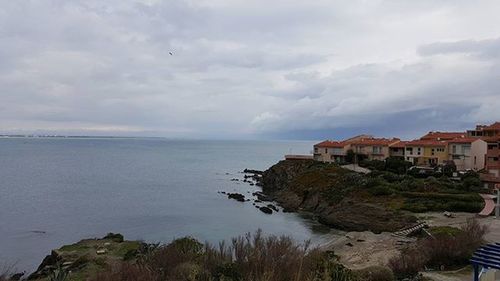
xmin=260 ymin=160 xmax=484 ymax=232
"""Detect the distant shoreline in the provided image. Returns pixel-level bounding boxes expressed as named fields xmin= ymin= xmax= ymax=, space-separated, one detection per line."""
xmin=0 ymin=135 xmax=164 ymax=139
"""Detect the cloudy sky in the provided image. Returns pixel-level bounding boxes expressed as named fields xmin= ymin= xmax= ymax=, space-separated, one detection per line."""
xmin=1 ymin=0 xmax=499 ymax=140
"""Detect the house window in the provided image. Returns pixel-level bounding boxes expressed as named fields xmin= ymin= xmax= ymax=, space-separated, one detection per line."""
xmin=314 ymin=147 xmax=318 ymax=153
xmin=373 ymin=146 xmax=382 ymax=154
xmin=452 ymin=145 xmax=457 ymax=154
xmin=474 ymin=156 xmax=477 ymax=165
xmin=332 ymin=148 xmax=343 ymax=155
xmin=463 ymin=145 xmax=470 ymax=155
xmin=325 ymin=148 xmax=328 ymax=154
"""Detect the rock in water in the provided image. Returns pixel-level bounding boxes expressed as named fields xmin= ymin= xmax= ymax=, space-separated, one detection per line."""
xmin=259 ymin=206 xmax=273 ymax=214
xmin=227 ymin=193 xmax=245 ymax=202
xmin=267 ymin=204 xmax=279 ymax=212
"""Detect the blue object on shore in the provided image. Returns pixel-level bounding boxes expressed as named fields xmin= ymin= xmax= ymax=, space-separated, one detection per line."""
xmin=471 ymin=243 xmax=500 ymax=281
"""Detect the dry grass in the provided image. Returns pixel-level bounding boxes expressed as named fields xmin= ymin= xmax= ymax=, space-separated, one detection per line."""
xmin=90 ymin=230 xmax=358 ymax=281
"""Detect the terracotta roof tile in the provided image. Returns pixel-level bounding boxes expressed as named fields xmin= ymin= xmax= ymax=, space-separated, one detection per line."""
xmin=350 ymin=138 xmax=400 ymax=146
xmin=406 ymin=139 xmax=447 ymax=146
xmin=314 ymin=140 xmax=345 ymax=148
xmin=447 ymin=137 xmax=482 ymax=144
xmin=389 ymin=141 xmax=409 ymax=148
xmin=420 ymin=131 xmax=466 ymax=141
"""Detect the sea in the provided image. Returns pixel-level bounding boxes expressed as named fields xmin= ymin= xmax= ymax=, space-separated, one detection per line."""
xmin=0 ymin=137 xmax=336 ymax=273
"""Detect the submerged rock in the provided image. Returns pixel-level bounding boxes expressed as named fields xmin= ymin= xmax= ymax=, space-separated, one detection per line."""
xmin=259 ymin=206 xmax=273 ymax=214
xmin=227 ymin=193 xmax=245 ymax=202
xmin=243 ymin=169 xmax=263 ymax=175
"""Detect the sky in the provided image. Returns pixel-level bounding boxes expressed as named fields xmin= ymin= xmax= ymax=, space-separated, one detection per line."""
xmin=1 ymin=0 xmax=499 ymax=140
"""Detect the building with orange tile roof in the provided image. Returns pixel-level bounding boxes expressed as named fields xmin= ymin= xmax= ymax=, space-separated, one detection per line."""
xmin=313 ymin=140 xmax=348 ymax=163
xmin=313 ymin=134 xmax=372 ymax=163
xmin=311 ymin=122 xmax=499 ymax=177
xmin=420 ymin=131 xmax=466 ymax=141
xmin=349 ymin=137 xmax=401 ymax=161
xmin=467 ymin=122 xmax=500 ymax=138
xmin=389 ymin=140 xmax=408 ymax=158
xmin=447 ymin=137 xmax=487 ymax=171
xmin=405 ymin=139 xmax=448 ymax=166
xmin=467 ymin=122 xmax=500 ymax=184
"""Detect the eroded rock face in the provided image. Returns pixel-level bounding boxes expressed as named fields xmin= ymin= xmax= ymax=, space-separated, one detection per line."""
xmin=27 ymin=250 xmax=61 ymax=280
xmin=318 ymin=203 xmax=416 ymax=233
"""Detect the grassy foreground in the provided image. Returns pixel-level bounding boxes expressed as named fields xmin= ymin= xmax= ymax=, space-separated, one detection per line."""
xmin=6 ymin=231 xmax=395 ymax=281
xmin=2 ymin=217 xmax=487 ymax=281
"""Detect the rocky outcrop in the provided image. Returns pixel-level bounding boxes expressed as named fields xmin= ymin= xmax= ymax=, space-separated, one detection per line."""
xmin=28 ymin=234 xmax=142 ymax=280
xmin=317 ymin=203 xmax=414 ymax=233
xmin=260 ymin=160 xmax=416 ymax=233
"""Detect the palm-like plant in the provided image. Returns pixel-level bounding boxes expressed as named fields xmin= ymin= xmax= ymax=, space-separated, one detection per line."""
xmin=48 ymin=263 xmax=69 ymax=281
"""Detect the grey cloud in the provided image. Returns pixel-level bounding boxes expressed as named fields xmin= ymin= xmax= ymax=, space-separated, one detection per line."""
xmin=418 ymin=38 xmax=500 ymax=59
xmin=1 ymin=1 xmax=500 ymax=139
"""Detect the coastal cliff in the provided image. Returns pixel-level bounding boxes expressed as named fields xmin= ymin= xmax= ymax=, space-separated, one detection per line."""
xmin=258 ymin=159 xmax=484 ymax=233
xmin=260 ymin=160 xmax=416 ymax=232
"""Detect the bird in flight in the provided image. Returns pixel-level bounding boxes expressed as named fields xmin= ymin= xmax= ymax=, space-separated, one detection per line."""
xmin=169 ymin=52 xmax=173 ymax=56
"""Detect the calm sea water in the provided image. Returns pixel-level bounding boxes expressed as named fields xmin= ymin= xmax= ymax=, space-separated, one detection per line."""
xmin=0 ymin=138 xmax=334 ymax=272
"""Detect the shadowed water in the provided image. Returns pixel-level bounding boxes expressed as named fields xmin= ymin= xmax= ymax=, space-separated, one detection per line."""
xmin=0 ymin=138 xmax=334 ymax=272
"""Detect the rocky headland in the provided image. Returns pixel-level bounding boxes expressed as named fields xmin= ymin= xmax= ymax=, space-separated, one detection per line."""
xmin=256 ymin=160 xmax=417 ymax=232
xmin=251 ymin=159 xmax=484 ymax=233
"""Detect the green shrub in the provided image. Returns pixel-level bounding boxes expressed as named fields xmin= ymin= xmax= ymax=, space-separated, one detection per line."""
xmin=369 ymin=185 xmax=394 ymax=196
xmin=428 ymin=226 xmax=463 ymax=237
xmin=104 ymin=233 xmax=124 ymax=243
xmin=385 ymin=157 xmax=413 ymax=174
xmin=355 ymin=266 xmax=395 ymax=281
xmin=462 ymin=176 xmax=483 ymax=192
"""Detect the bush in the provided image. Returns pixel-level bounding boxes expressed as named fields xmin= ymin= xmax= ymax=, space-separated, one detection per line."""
xmin=422 ymin=219 xmax=486 ymax=269
xmin=390 ymin=218 xmax=488 ymax=278
xmin=90 ymin=231 xmax=367 ymax=281
xmin=104 ymin=233 xmax=124 ymax=243
xmin=385 ymin=157 xmax=413 ymax=174
xmin=388 ymin=247 xmax=427 ymax=279
xmin=360 ymin=160 xmax=386 ymax=171
xmin=369 ymin=185 xmax=394 ymax=196
xmin=92 ymin=263 xmax=158 ymax=281
xmin=462 ymin=176 xmax=483 ymax=192
xmin=355 ymin=266 xmax=394 ymax=281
